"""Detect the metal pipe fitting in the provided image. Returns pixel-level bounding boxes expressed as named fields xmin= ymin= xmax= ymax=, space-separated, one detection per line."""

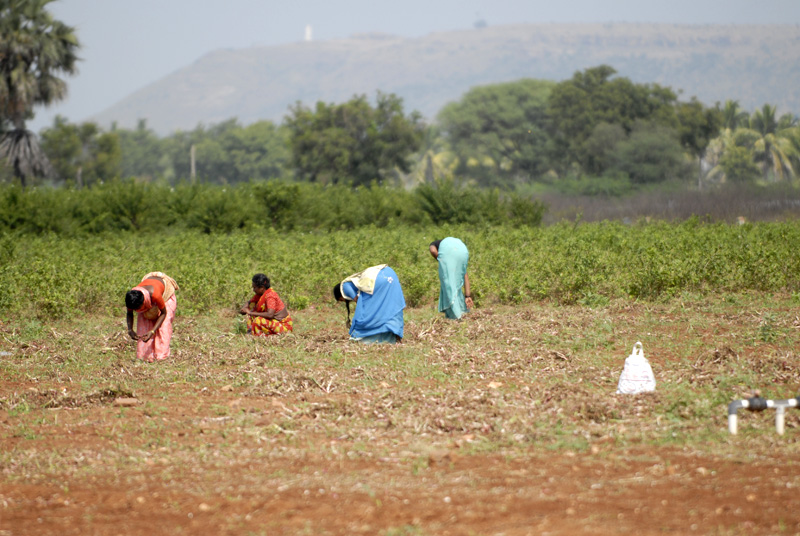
xmin=728 ymin=396 xmax=799 ymax=435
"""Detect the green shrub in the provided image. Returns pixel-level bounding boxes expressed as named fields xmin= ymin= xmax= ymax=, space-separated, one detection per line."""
xmin=0 ymin=180 xmax=543 ymax=235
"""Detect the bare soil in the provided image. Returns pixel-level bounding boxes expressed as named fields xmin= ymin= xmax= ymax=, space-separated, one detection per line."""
xmin=2 ymin=301 xmax=800 ymax=535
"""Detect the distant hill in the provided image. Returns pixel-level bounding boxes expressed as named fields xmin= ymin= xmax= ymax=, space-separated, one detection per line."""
xmin=92 ymin=23 xmax=800 ymax=135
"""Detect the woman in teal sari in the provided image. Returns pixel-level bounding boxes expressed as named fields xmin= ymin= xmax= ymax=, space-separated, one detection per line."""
xmin=430 ymin=237 xmax=473 ymax=319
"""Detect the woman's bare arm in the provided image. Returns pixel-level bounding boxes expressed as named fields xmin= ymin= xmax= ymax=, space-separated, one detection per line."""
xmin=464 ymin=273 xmax=474 ymax=309
xmin=126 ymin=310 xmax=138 ymax=340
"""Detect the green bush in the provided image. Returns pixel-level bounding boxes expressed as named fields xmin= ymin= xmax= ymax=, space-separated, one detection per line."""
xmin=0 ymin=180 xmax=545 ymax=235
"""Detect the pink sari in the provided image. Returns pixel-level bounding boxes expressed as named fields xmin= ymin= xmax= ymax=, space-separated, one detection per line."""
xmin=136 ymin=294 xmax=177 ymax=362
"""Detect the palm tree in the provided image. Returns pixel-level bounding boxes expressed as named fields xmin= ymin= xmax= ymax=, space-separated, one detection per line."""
xmin=750 ymin=104 xmax=779 ymax=136
xmin=777 ymin=113 xmax=798 ymax=130
xmin=721 ymin=100 xmax=749 ymax=130
xmin=785 ymin=126 xmax=800 ymax=179
xmin=705 ymin=128 xmax=762 ymax=184
xmin=0 ymin=0 xmax=79 ymax=186
xmin=747 ymin=104 xmax=796 ymax=183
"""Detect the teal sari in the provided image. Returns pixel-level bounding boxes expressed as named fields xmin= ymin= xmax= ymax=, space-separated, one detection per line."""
xmin=437 ymin=237 xmax=469 ymax=319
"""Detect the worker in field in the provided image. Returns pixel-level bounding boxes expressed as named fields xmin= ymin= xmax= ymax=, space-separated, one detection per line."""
xmin=125 ymin=271 xmax=179 ymax=362
xmin=333 ymin=264 xmax=405 ymax=343
xmin=239 ymin=273 xmax=293 ymax=336
xmin=429 ymin=237 xmax=473 ymax=319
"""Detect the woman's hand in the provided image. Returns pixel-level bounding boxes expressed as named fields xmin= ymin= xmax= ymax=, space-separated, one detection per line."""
xmin=239 ymin=305 xmax=250 ymax=315
xmin=465 ymin=296 xmax=474 ymax=309
xmin=141 ymin=329 xmax=156 ymax=342
xmin=128 ymin=328 xmax=139 ymax=341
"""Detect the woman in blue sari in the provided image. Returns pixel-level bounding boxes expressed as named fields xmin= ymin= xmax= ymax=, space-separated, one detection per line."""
xmin=333 ymin=264 xmax=405 ymax=343
xmin=430 ymin=237 xmax=473 ymax=319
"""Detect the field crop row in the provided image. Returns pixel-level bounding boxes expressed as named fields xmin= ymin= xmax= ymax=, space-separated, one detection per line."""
xmin=2 ymin=220 xmax=800 ymax=321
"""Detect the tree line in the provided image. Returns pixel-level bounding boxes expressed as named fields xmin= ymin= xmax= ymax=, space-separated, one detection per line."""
xmin=8 ymin=67 xmax=799 ymax=194
xmin=1 ymin=2 xmax=798 ymax=195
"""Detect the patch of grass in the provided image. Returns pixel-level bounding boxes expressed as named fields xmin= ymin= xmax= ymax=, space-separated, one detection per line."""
xmin=12 ymin=422 xmax=38 ymax=440
xmin=757 ymin=312 xmax=779 ymax=343
xmin=382 ymin=525 xmax=427 ymax=536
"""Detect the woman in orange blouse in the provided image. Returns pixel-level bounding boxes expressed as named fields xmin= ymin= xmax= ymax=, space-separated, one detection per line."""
xmin=239 ymin=273 xmax=293 ymax=336
xmin=125 ymin=272 xmax=179 ymax=362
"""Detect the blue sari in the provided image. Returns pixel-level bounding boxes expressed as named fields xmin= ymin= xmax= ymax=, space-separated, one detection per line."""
xmin=437 ymin=237 xmax=469 ymax=319
xmin=342 ymin=266 xmax=405 ymax=343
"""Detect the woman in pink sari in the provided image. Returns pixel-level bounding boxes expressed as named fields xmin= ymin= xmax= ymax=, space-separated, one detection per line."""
xmin=239 ymin=273 xmax=293 ymax=336
xmin=125 ymin=272 xmax=179 ymax=362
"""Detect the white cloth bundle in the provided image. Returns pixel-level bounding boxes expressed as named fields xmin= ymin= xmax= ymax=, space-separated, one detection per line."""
xmin=616 ymin=342 xmax=656 ymax=394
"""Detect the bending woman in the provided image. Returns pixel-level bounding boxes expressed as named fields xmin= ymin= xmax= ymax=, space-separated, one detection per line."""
xmin=333 ymin=264 xmax=405 ymax=343
xmin=430 ymin=237 xmax=473 ymax=320
xmin=240 ymin=273 xmax=293 ymax=336
xmin=125 ymin=271 xmax=179 ymax=362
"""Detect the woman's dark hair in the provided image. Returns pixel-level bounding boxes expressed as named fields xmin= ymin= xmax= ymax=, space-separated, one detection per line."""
xmin=252 ymin=273 xmax=270 ymax=289
xmin=332 ymin=283 xmax=352 ymax=328
xmin=125 ymin=290 xmax=144 ymax=310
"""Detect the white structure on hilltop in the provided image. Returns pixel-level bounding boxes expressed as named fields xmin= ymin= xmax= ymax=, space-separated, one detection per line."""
xmin=305 ymin=24 xmax=312 ymax=42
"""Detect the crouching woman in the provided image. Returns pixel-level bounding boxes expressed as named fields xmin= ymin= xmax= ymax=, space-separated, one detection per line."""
xmin=333 ymin=264 xmax=405 ymax=343
xmin=240 ymin=273 xmax=293 ymax=336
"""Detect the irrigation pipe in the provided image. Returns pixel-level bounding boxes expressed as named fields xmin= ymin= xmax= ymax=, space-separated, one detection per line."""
xmin=728 ymin=396 xmax=800 ymax=435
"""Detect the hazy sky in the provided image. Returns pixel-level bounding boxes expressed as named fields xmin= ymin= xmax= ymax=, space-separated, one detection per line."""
xmin=29 ymin=0 xmax=800 ymax=131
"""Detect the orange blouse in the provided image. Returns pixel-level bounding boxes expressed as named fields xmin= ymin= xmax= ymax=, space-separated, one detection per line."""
xmin=139 ymin=277 xmax=166 ymax=309
xmin=249 ymin=288 xmax=285 ymax=313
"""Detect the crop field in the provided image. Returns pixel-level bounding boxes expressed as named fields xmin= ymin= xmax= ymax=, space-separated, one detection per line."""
xmin=2 ymin=223 xmax=800 ymax=535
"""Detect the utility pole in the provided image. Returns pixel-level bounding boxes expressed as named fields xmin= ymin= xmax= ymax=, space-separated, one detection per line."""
xmin=190 ymin=144 xmax=196 ymax=183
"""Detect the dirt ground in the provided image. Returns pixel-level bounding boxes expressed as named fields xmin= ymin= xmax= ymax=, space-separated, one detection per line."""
xmin=2 ymin=393 xmax=799 ymax=536
xmin=2 ymin=301 xmax=800 ymax=535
